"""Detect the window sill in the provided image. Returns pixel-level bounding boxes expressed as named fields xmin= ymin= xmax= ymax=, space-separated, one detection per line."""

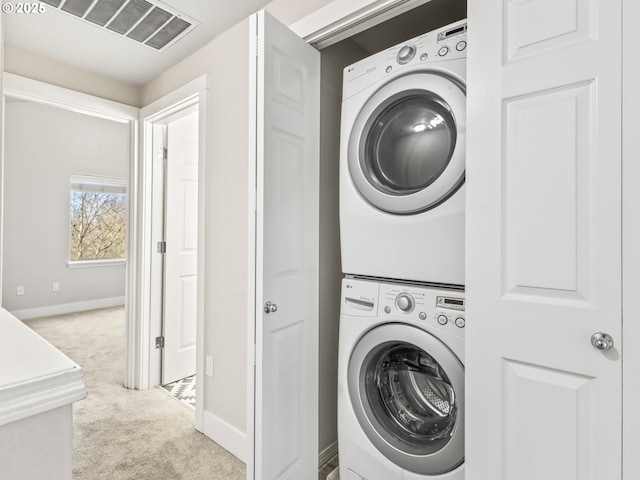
xmin=67 ymin=259 xmax=126 ymax=269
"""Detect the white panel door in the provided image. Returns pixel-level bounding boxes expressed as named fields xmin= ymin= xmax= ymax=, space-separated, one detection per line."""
xmin=251 ymin=10 xmax=320 ymax=480
xmin=467 ymin=1 xmax=622 ymax=479
xmin=162 ymin=109 xmax=199 ymax=385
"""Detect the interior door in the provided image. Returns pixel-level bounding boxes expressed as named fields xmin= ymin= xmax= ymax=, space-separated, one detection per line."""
xmin=466 ymin=1 xmax=622 ymax=479
xmin=250 ymin=10 xmax=320 ymax=480
xmin=162 ymin=108 xmax=199 ymax=385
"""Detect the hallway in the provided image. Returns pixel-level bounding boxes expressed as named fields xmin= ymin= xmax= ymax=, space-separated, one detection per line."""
xmin=25 ymin=307 xmax=244 ymax=480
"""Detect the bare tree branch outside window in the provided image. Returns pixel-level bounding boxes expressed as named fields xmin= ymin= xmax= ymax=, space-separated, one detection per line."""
xmin=69 ymin=177 xmax=127 ymax=262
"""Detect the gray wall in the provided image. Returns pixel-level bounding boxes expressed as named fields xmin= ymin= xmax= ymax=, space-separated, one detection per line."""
xmin=2 ymin=100 xmax=130 ymax=313
xmin=141 ymin=0 xmax=335 ymax=449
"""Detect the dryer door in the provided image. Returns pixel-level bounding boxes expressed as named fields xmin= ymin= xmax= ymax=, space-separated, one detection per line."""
xmin=348 ymin=71 xmax=466 ymax=214
xmin=348 ymin=322 xmax=464 ymax=475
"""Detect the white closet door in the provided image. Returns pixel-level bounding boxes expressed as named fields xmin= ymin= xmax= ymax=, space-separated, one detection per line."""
xmin=250 ymin=9 xmax=320 ymax=480
xmin=466 ymin=1 xmax=622 ymax=479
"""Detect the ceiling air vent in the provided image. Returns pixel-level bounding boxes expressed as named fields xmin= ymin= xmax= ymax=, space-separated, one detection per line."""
xmin=39 ymin=0 xmax=198 ymax=52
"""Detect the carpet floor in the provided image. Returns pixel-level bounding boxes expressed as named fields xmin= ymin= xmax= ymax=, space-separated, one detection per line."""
xmin=25 ymin=307 xmax=245 ymax=480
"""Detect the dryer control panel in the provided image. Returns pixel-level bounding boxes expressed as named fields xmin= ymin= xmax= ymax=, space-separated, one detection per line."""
xmin=342 ymin=19 xmax=467 ymax=100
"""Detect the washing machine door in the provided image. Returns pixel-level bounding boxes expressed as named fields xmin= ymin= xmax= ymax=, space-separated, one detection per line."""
xmin=348 ymin=71 xmax=466 ymax=214
xmin=348 ymin=322 xmax=464 ymax=475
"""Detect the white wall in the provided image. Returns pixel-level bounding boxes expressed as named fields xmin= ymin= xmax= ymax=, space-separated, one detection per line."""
xmin=2 ymin=100 xmax=130 ymax=314
xmin=3 ymin=45 xmax=142 ymax=107
xmin=0 ymin=405 xmax=73 ymax=480
xmin=141 ymin=0 xmax=334 ymax=453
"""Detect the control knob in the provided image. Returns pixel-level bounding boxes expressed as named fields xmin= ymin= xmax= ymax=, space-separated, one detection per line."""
xmin=396 ymin=293 xmax=415 ymax=312
xmin=397 ymin=45 xmax=416 ymax=64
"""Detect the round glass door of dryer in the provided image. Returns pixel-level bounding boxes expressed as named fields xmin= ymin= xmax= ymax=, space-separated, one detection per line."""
xmin=348 ymin=323 xmax=464 ymax=475
xmin=348 ymin=71 xmax=466 ymax=214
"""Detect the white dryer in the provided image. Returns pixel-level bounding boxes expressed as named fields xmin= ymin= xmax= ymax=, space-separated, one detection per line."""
xmin=340 ymin=20 xmax=467 ymax=286
xmin=338 ymin=277 xmax=465 ymax=480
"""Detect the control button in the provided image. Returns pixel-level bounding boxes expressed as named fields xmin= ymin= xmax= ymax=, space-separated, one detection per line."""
xmin=385 ymin=65 xmax=393 ymax=73
xmin=456 ymin=41 xmax=467 ymax=51
xmin=438 ymin=46 xmax=450 ymax=57
xmin=437 ymin=315 xmax=448 ymax=325
xmin=397 ymin=45 xmax=416 ymax=64
xmin=384 ymin=306 xmax=391 ymax=314
xmin=420 ymin=53 xmax=428 ymax=61
xmin=396 ymin=293 xmax=415 ymax=312
xmin=455 ymin=317 xmax=466 ymax=328
xmin=419 ymin=312 xmax=427 ymax=320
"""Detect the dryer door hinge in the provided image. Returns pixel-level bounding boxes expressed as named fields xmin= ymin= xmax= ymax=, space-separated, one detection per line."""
xmin=155 ymin=336 xmax=165 ymax=349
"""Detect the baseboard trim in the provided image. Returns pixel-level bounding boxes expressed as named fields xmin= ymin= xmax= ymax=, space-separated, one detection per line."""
xmin=319 ymin=440 xmax=338 ymax=469
xmin=10 ymin=297 xmax=126 ymax=320
xmin=203 ymin=411 xmax=247 ymax=463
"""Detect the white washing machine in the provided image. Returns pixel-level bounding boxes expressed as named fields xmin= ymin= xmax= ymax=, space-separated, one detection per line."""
xmin=340 ymin=20 xmax=467 ymax=286
xmin=338 ymin=277 xmax=465 ymax=480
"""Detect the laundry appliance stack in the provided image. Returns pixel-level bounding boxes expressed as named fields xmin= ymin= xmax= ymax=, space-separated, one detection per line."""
xmin=336 ymin=19 xmax=468 ymax=480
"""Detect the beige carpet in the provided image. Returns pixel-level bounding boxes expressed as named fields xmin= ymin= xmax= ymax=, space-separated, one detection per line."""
xmin=25 ymin=307 xmax=245 ymax=480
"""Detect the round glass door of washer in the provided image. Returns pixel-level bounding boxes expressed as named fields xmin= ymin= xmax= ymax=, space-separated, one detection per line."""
xmin=348 ymin=72 xmax=466 ymax=214
xmin=348 ymin=323 xmax=464 ymax=475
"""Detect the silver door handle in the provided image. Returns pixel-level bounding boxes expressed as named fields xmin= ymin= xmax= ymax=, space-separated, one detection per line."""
xmin=264 ymin=301 xmax=278 ymax=314
xmin=591 ymin=332 xmax=614 ymax=351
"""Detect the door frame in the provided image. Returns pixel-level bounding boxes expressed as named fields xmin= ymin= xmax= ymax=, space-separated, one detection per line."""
xmin=246 ymin=1 xmax=433 ymax=477
xmin=622 ymin=0 xmax=640 ymax=477
xmin=136 ymin=74 xmax=208 ymax=430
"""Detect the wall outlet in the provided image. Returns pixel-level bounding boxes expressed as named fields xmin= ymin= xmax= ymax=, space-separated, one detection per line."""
xmin=52 ymin=282 xmax=60 ymax=292
xmin=16 ymin=286 xmax=24 ymax=296
xmin=206 ymin=356 xmax=213 ymax=377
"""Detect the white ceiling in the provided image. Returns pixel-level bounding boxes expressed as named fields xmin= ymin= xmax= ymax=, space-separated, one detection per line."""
xmin=4 ymin=0 xmax=273 ymax=86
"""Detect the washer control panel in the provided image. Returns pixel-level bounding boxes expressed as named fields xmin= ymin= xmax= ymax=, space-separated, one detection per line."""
xmin=377 ymin=281 xmax=466 ymax=337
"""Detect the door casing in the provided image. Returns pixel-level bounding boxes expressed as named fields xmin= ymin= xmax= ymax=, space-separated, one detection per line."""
xmin=137 ymin=75 xmax=208 ymax=432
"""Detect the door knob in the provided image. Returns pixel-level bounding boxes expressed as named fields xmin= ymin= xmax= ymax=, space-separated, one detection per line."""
xmin=591 ymin=332 xmax=614 ymax=351
xmin=264 ymin=301 xmax=278 ymax=314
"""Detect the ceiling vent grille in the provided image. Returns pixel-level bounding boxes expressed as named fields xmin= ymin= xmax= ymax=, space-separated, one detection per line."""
xmin=39 ymin=0 xmax=199 ymax=52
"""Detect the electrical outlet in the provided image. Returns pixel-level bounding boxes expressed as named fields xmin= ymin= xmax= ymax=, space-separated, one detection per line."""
xmin=206 ymin=356 xmax=213 ymax=377
xmin=52 ymin=282 xmax=60 ymax=292
xmin=16 ymin=286 xmax=24 ymax=296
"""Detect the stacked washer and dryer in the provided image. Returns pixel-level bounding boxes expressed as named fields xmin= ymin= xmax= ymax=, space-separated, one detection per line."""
xmin=337 ymin=20 xmax=468 ymax=480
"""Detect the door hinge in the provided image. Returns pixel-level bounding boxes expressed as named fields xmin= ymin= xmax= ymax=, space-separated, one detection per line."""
xmin=162 ymin=146 xmax=168 ymax=160
xmin=157 ymin=241 xmax=166 ymax=253
xmin=155 ymin=336 xmax=165 ymax=349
